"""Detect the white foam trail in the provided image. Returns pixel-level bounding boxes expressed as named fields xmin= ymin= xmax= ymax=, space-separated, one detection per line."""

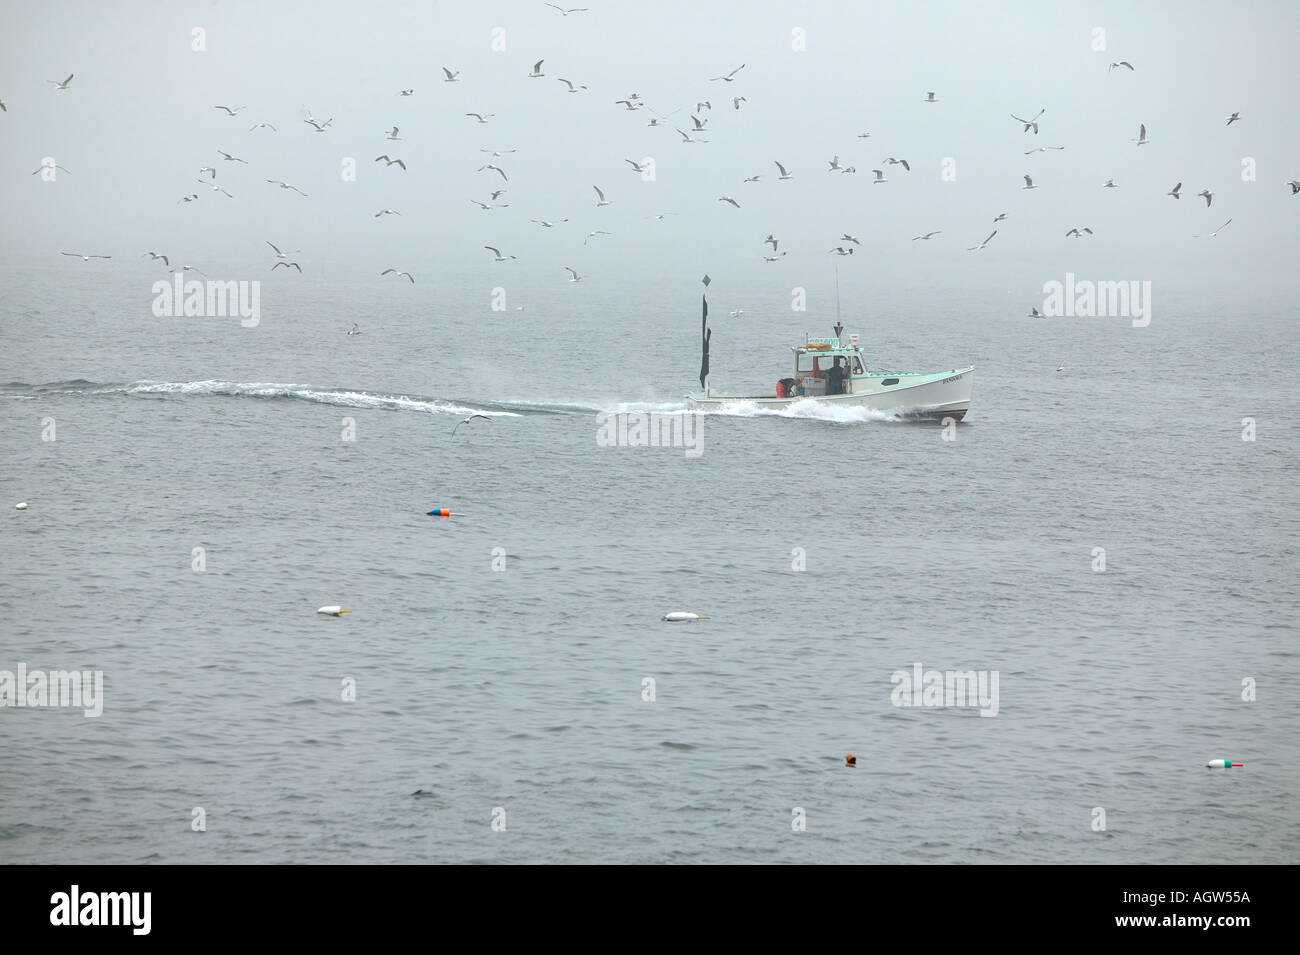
xmin=114 ymin=380 xmax=521 ymax=417
xmin=603 ymin=397 xmax=895 ymax=423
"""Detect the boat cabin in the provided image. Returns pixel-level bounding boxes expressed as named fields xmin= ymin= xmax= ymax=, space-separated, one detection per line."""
xmin=777 ymin=337 xmax=866 ymax=397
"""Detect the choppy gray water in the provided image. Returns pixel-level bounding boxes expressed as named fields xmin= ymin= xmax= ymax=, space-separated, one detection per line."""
xmin=2 ymin=270 xmax=1297 ymax=864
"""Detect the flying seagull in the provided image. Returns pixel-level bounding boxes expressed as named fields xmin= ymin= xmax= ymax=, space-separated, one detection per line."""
xmin=480 ymin=148 xmax=516 ymax=157
xmin=558 ymin=78 xmax=588 ymax=93
xmin=829 ymin=247 xmax=855 ymax=256
xmin=583 ymin=230 xmax=612 ymax=245
xmin=465 ymin=112 xmax=494 ymax=124
xmin=545 ymin=4 xmax=589 ymax=14
xmin=743 ymin=175 xmax=761 ymax=183
xmin=484 ymin=246 xmax=516 ymax=262
xmin=217 ymin=150 xmax=248 ymax=163
xmin=1028 ymin=307 xmax=1043 ymax=318
xmin=1024 ymin=145 xmax=1066 ymax=154
xmin=614 ymin=99 xmax=642 ymax=110
xmin=381 ymin=269 xmax=415 ymax=282
xmin=1168 ymin=182 xmax=1182 ymax=199
xmin=528 ymin=60 xmax=545 ymax=78
xmin=1022 ymin=174 xmax=1037 ymax=189
xmin=828 ymin=155 xmax=843 ymax=171
xmin=452 ymin=414 xmax=492 ymax=436
xmin=925 ymin=91 xmax=938 ymax=103
xmin=271 ymin=261 xmax=302 ymax=272
xmin=625 ymin=159 xmax=649 ymax=173
xmin=48 ymin=74 xmax=74 ymax=91
xmin=60 ymin=252 xmax=110 ymax=261
xmin=912 ymin=231 xmax=942 ymax=240
xmin=676 ymin=128 xmax=708 ymax=143
xmin=718 ymin=196 xmax=741 ymax=208
xmin=884 ymin=157 xmax=910 ymax=171
xmin=764 ymin=235 xmax=779 ymax=250
xmin=470 ymin=200 xmax=503 ymax=211
xmin=303 ymin=117 xmax=333 ymax=132
xmin=1103 ymin=179 xmax=1117 ymax=188
xmin=478 ymin=164 xmax=508 ymax=180
xmin=1226 ymin=112 xmax=1241 ymax=126
xmin=199 ymin=180 xmax=234 ymax=198
xmin=774 ymin=161 xmax=793 ymax=180
xmin=172 ymin=265 xmax=206 ymax=277
xmin=1197 ymin=189 xmax=1213 ymax=207
xmin=213 ymin=105 xmax=246 ymax=115
xmin=841 ymin=234 xmax=861 ymax=245
xmin=266 ymin=242 xmax=299 ymax=258
xmin=967 ymin=230 xmax=997 ymax=251
xmin=266 ymin=179 xmax=308 ymax=195
xmin=1288 ymin=181 xmax=1300 ymax=195
xmin=374 ymin=155 xmax=407 ymax=169
xmin=1065 ymin=227 xmax=1094 ymax=238
xmin=593 ymin=185 xmax=612 ymax=206
xmin=993 ymin=213 xmax=1007 ymax=222
xmin=1134 ymin=123 xmax=1149 ymax=145
xmin=31 ymin=161 xmax=71 ymax=175
xmin=1193 ymin=218 xmax=1232 ymax=238
xmin=248 ymin=122 xmax=276 ymax=132
xmin=1108 ymin=61 xmax=1135 ymax=72
xmin=1011 ymin=108 xmax=1045 ymax=134
xmin=530 ymin=218 xmax=568 ymax=227
xmin=374 ymin=208 xmax=401 ymax=217
xmin=564 ymin=267 xmax=583 ymax=282
xmin=443 ymin=68 xmax=460 ymax=82
xmin=490 ymin=190 xmax=507 ymax=200
xmin=871 ymin=169 xmax=887 ymax=183
xmin=710 ymin=64 xmax=745 ymax=82
xmin=732 ymin=96 xmax=746 ymax=110
xmin=398 ymin=89 xmax=413 ymax=96
xmin=142 ymin=251 xmax=169 ymax=265
xmin=763 ymin=252 xmax=787 ymax=262
xmin=386 ymin=126 xmax=401 ymax=140
xmin=177 ymin=194 xmax=198 ymax=204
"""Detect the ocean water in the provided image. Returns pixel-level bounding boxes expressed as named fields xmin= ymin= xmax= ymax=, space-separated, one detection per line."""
xmin=1 ymin=268 xmax=1297 ymax=864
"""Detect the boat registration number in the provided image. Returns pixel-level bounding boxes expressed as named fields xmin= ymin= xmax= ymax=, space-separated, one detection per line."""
xmin=940 ymin=374 xmax=963 ymax=384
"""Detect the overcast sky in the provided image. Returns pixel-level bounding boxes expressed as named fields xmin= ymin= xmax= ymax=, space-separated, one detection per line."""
xmin=1 ymin=1 xmax=1296 ymax=289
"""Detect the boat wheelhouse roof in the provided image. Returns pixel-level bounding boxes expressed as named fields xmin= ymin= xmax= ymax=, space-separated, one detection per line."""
xmin=793 ymin=336 xmax=860 ymax=357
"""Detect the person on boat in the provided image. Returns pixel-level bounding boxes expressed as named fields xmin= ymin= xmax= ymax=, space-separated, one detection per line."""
xmin=776 ymin=377 xmax=795 ymax=398
xmin=826 ymin=357 xmax=847 ymax=395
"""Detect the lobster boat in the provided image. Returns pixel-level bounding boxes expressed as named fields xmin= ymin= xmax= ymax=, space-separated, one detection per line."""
xmin=684 ymin=275 xmax=972 ymax=420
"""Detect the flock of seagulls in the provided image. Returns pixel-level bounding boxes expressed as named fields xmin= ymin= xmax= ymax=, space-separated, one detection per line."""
xmin=13 ymin=9 xmax=1295 ymax=324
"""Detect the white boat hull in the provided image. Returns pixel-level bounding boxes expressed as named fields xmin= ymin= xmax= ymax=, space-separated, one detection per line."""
xmin=686 ymin=367 xmax=974 ymax=420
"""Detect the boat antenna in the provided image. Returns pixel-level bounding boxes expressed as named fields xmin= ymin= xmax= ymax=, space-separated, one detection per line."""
xmin=833 ymin=265 xmax=844 ymax=344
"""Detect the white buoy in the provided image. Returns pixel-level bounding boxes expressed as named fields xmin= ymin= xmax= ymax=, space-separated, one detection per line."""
xmin=1206 ymin=759 xmax=1243 ymax=769
xmin=317 ymin=606 xmax=352 ymax=616
xmin=15 ymin=502 xmax=27 ymax=510
xmin=662 ymin=611 xmax=710 ymax=622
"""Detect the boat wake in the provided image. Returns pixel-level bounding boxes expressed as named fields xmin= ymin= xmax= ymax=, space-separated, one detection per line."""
xmin=1 ymin=379 xmax=526 ymax=419
xmin=3 ymin=381 xmax=902 ymax=424
xmin=605 ymin=397 xmax=899 ymax=423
